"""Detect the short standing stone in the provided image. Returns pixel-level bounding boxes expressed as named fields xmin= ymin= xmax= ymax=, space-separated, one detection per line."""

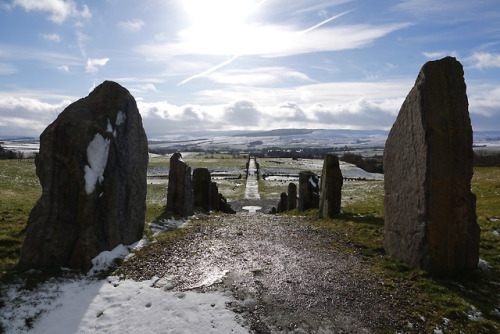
xmin=298 ymin=171 xmax=320 ymax=212
xmin=210 ymin=182 xmax=219 ymax=211
xmin=277 ymin=192 xmax=288 ymax=213
xmin=166 ymin=152 xmax=193 ymax=217
xmin=193 ymin=168 xmax=211 ymax=212
xmin=287 ymin=183 xmax=297 ymax=211
xmin=19 ymin=81 xmax=148 ymax=270
xmin=383 ymin=57 xmax=480 ymax=274
xmin=319 ymin=154 xmax=343 ymax=218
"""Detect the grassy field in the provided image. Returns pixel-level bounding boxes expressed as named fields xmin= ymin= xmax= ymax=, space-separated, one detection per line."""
xmin=1 ymin=158 xmax=499 ymax=331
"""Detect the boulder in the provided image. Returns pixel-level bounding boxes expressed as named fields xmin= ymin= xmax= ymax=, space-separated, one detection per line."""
xmin=287 ymin=183 xmax=297 ymax=211
xmin=319 ymin=154 xmax=343 ymax=218
xmin=166 ymin=152 xmax=193 ymax=217
xmin=193 ymin=168 xmax=211 ymax=212
xmin=19 ymin=81 xmax=148 ymax=270
xmin=383 ymin=57 xmax=480 ymax=274
xmin=298 ymin=171 xmax=320 ymax=212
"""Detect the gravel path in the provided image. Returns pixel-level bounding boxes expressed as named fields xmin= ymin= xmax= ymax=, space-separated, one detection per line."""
xmin=123 ymin=212 xmax=423 ymax=333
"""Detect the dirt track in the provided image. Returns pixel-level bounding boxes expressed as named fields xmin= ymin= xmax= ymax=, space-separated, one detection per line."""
xmin=123 ymin=211 xmax=424 ymax=333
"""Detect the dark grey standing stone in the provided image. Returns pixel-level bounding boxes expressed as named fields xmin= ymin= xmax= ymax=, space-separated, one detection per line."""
xmin=383 ymin=57 xmax=480 ymax=274
xmin=210 ymin=182 xmax=219 ymax=211
xmin=218 ymin=193 xmax=236 ymax=214
xmin=298 ymin=171 xmax=320 ymax=212
xmin=19 ymin=81 xmax=148 ymax=270
xmin=277 ymin=192 xmax=288 ymax=213
xmin=287 ymin=183 xmax=297 ymax=211
xmin=166 ymin=152 xmax=193 ymax=217
xmin=319 ymin=154 xmax=343 ymax=218
xmin=193 ymin=168 xmax=211 ymax=212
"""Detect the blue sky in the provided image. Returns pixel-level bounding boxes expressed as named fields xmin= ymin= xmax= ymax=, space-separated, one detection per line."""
xmin=0 ymin=0 xmax=499 ymax=137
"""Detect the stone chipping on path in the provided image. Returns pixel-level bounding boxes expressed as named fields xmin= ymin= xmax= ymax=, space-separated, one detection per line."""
xmin=123 ymin=212 xmax=424 ymax=333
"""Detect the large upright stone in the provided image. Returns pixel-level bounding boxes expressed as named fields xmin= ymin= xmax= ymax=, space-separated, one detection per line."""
xmin=287 ymin=183 xmax=297 ymax=211
xmin=298 ymin=171 xmax=320 ymax=212
xmin=193 ymin=168 xmax=211 ymax=212
xmin=383 ymin=57 xmax=480 ymax=274
xmin=19 ymin=81 xmax=148 ymax=270
xmin=319 ymin=154 xmax=343 ymax=218
xmin=166 ymin=152 xmax=193 ymax=217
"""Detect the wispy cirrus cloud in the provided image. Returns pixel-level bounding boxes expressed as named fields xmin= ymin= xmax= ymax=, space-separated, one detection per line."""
xmin=41 ymin=33 xmax=61 ymax=42
xmin=118 ymin=19 xmax=145 ymax=32
xmin=10 ymin=0 xmax=92 ymax=23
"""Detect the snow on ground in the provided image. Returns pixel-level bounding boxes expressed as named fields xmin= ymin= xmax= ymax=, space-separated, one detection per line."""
xmin=0 ymin=219 xmax=249 ymax=334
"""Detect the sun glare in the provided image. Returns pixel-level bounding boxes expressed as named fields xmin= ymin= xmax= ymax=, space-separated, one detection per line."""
xmin=182 ymin=0 xmax=258 ymax=28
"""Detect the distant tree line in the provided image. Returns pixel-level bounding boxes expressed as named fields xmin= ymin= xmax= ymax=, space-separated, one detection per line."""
xmin=473 ymin=151 xmax=500 ymax=167
xmin=0 ymin=143 xmax=23 ymax=160
xmin=340 ymin=153 xmax=384 ymax=174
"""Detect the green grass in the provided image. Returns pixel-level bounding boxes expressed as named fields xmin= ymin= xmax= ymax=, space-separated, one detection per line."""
xmin=0 ymin=160 xmax=40 ymax=274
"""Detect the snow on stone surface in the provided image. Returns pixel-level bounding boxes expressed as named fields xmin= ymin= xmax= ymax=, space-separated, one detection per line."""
xmin=116 ymin=111 xmax=126 ymax=125
xmin=84 ymin=133 xmax=111 ymax=195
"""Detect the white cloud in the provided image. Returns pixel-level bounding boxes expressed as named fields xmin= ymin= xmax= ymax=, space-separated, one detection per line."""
xmin=423 ymin=51 xmax=459 ymax=60
xmin=86 ymin=58 xmax=109 ymax=73
xmin=41 ymin=33 xmax=61 ymax=42
xmin=224 ymin=100 xmax=262 ymax=126
xmin=0 ymin=93 xmax=71 ymax=136
xmin=12 ymin=0 xmax=92 ymax=24
xmin=207 ymin=67 xmax=313 ymax=86
xmin=118 ymin=19 xmax=145 ymax=31
xmin=466 ymin=52 xmax=500 ymax=70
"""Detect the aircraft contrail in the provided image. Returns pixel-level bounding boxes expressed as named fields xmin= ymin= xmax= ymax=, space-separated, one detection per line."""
xmin=301 ymin=10 xmax=353 ymax=34
xmin=177 ymin=55 xmax=240 ymax=86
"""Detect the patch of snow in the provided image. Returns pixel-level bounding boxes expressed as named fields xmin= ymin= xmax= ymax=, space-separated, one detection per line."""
xmin=468 ymin=306 xmax=484 ymax=321
xmin=0 ymin=276 xmax=247 ymax=334
xmin=84 ymin=133 xmax=110 ymax=194
xmin=116 ymin=110 xmax=126 ymax=125
xmin=87 ymin=244 xmax=130 ymax=276
xmin=434 ymin=329 xmax=443 ymax=334
xmin=490 ymin=217 xmax=499 ymax=222
xmin=478 ymin=259 xmax=491 ymax=271
xmin=242 ymin=206 xmax=262 ymax=214
xmin=308 ymin=176 xmax=318 ymax=188
xmin=493 ymin=230 xmax=499 ymax=237
xmin=149 ymin=218 xmax=186 ymax=234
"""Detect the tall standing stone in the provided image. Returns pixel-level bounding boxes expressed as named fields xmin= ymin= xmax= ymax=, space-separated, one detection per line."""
xmin=193 ymin=168 xmax=211 ymax=212
xmin=298 ymin=171 xmax=320 ymax=212
xmin=319 ymin=154 xmax=343 ymax=218
xmin=383 ymin=57 xmax=480 ymax=274
xmin=19 ymin=81 xmax=148 ymax=270
xmin=287 ymin=183 xmax=297 ymax=211
xmin=166 ymin=152 xmax=193 ymax=217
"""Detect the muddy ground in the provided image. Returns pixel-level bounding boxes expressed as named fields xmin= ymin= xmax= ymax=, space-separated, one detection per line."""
xmin=123 ymin=210 xmax=425 ymax=333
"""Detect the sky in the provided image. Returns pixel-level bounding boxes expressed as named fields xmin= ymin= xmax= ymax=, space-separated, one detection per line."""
xmin=0 ymin=0 xmax=499 ymax=138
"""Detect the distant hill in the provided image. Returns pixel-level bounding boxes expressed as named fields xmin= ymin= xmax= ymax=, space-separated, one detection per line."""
xmin=235 ymin=129 xmax=315 ymax=137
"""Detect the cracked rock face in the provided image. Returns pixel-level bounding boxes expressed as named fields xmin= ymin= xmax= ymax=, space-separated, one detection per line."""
xmin=19 ymin=81 xmax=148 ymax=271
xmin=383 ymin=57 xmax=480 ymax=274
